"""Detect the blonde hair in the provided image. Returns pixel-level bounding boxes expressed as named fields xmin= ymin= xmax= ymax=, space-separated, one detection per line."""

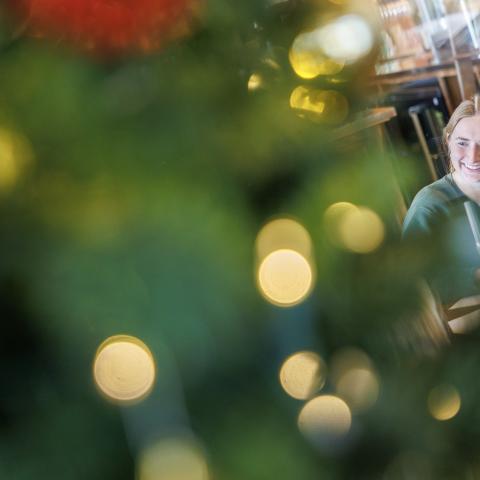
xmin=443 ymin=95 xmax=480 ymax=171
xmin=444 ymin=95 xmax=480 ymax=146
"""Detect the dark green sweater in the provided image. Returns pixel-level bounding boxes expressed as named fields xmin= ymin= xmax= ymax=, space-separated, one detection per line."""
xmin=402 ymin=174 xmax=480 ymax=303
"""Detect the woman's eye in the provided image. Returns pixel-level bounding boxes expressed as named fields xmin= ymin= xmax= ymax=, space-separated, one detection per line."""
xmin=457 ymin=141 xmax=469 ymax=147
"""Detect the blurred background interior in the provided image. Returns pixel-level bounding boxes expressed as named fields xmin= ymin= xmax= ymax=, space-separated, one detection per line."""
xmin=2 ymin=0 xmax=480 ymax=479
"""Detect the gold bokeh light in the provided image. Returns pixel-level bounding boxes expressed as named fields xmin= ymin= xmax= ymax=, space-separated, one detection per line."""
xmin=138 ymin=437 xmax=209 ymax=480
xmin=331 ymin=346 xmax=372 ymax=372
xmin=289 ymin=31 xmax=344 ymax=79
xmin=248 ymin=73 xmax=263 ymax=91
xmin=279 ymin=351 xmax=326 ymax=400
xmin=290 ymin=86 xmax=324 ymax=114
xmin=337 ymin=206 xmax=385 ymax=253
xmin=257 ymin=249 xmax=314 ymax=307
xmin=323 ymin=202 xmax=359 ymax=246
xmin=290 ymin=87 xmax=349 ymax=124
xmin=0 ymin=128 xmax=33 ymax=193
xmin=318 ymin=14 xmax=374 ymax=64
xmin=93 ymin=335 xmax=156 ymax=404
xmin=331 ymin=347 xmax=379 ymax=413
xmin=336 ymin=367 xmax=379 ymax=413
xmin=428 ymin=384 xmax=461 ymax=421
xmin=256 ymin=217 xmax=312 ymax=261
xmin=298 ymin=395 xmax=352 ymax=440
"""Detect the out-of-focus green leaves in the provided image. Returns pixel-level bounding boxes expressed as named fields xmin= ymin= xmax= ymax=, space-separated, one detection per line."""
xmin=3 ymin=174 xmax=256 ymax=377
xmin=0 ymin=399 xmax=133 ymax=480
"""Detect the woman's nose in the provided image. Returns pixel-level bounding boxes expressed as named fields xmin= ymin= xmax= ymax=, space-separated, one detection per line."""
xmin=470 ymin=143 xmax=480 ymax=162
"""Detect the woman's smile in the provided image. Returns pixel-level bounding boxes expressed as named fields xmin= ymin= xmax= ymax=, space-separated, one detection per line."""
xmin=450 ymin=115 xmax=480 ymax=185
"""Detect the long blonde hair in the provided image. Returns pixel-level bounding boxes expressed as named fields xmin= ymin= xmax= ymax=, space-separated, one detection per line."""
xmin=443 ymin=96 xmax=480 ymax=172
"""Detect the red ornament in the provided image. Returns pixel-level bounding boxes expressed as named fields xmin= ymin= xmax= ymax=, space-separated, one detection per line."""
xmin=7 ymin=0 xmax=198 ymax=55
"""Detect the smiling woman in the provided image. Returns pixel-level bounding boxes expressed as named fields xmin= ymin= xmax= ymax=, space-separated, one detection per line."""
xmin=449 ymin=113 xmax=480 ymax=198
xmin=403 ymin=96 xmax=480 ymax=306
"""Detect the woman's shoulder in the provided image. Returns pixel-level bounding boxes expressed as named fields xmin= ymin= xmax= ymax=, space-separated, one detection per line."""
xmin=402 ymin=175 xmax=463 ymax=237
xmin=411 ymin=174 xmax=462 ymax=209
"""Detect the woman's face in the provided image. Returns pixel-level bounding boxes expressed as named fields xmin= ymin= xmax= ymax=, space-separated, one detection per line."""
xmin=449 ymin=114 xmax=480 ymax=185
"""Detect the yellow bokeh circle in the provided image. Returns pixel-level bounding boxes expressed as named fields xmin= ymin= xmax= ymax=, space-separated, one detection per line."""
xmin=290 ymin=87 xmax=349 ymax=124
xmin=298 ymin=395 xmax=352 ymax=440
xmin=257 ymin=249 xmax=314 ymax=307
xmin=337 ymin=206 xmax=385 ymax=253
xmin=279 ymin=351 xmax=326 ymax=400
xmin=427 ymin=384 xmax=461 ymax=421
xmin=93 ymin=335 xmax=156 ymax=404
xmin=256 ymin=217 xmax=312 ymax=260
xmin=289 ymin=32 xmax=344 ymax=79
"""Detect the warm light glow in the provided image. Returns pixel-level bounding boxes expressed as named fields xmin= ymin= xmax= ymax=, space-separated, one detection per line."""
xmin=330 ymin=347 xmax=372 ymax=381
xmin=0 ymin=128 xmax=33 ymax=193
xmin=289 ymin=86 xmax=316 ymax=113
xmin=279 ymin=351 xmax=326 ymax=400
xmin=428 ymin=384 xmax=461 ymax=421
xmin=331 ymin=347 xmax=379 ymax=412
xmin=256 ymin=217 xmax=312 ymax=260
xmin=318 ymin=15 xmax=374 ymax=63
xmin=323 ymin=202 xmax=359 ymax=245
xmin=289 ymin=87 xmax=348 ymax=124
xmin=138 ymin=438 xmax=209 ymax=480
xmin=298 ymin=395 xmax=352 ymax=440
xmin=289 ymin=32 xmax=344 ymax=79
xmin=336 ymin=367 xmax=379 ymax=413
xmin=337 ymin=206 xmax=385 ymax=253
xmin=93 ymin=335 xmax=156 ymax=404
xmin=257 ymin=249 xmax=314 ymax=307
xmin=248 ymin=73 xmax=263 ymax=91
xmin=289 ymin=86 xmax=322 ymax=114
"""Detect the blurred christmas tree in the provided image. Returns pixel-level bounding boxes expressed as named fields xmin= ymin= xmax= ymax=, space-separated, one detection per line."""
xmin=1 ymin=1 xmax=479 ymax=479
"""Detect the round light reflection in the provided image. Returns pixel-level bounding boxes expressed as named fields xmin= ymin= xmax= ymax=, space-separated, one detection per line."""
xmin=93 ymin=335 xmax=156 ymax=404
xmin=289 ymin=32 xmax=344 ymax=79
xmin=290 ymin=87 xmax=349 ymax=124
xmin=257 ymin=249 xmax=314 ymax=307
xmin=331 ymin=347 xmax=379 ymax=412
xmin=336 ymin=367 xmax=379 ymax=413
xmin=337 ymin=206 xmax=385 ymax=253
xmin=256 ymin=217 xmax=312 ymax=260
xmin=319 ymin=15 xmax=374 ymax=64
xmin=330 ymin=347 xmax=372 ymax=382
xmin=428 ymin=384 xmax=461 ymax=421
xmin=298 ymin=395 xmax=352 ymax=441
xmin=279 ymin=351 xmax=326 ymax=400
xmin=323 ymin=202 xmax=359 ymax=246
